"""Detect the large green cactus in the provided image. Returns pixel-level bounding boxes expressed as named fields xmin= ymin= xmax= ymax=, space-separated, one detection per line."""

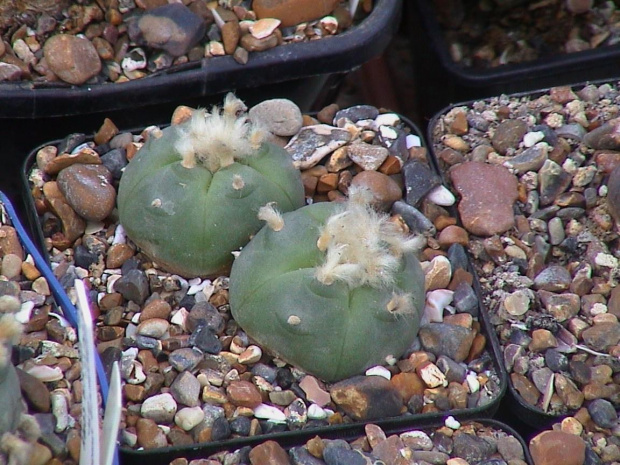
xmin=117 ymin=94 xmax=305 ymax=278
xmin=229 ymin=188 xmax=426 ymax=382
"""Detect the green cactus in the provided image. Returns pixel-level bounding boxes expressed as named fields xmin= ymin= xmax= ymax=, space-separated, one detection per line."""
xmin=229 ymin=188 xmax=426 ymax=382
xmin=117 ymin=94 xmax=305 ymax=278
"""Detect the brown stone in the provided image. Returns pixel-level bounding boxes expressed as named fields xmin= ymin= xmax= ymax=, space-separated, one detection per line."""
xmin=529 ymin=431 xmax=586 ymax=465
xmin=248 ymin=440 xmax=290 ymax=465
xmin=221 ymin=21 xmax=240 ymax=55
xmin=581 ymin=322 xmax=620 ymax=351
xmin=0 ymin=226 xmax=23 ymax=260
xmin=511 ymin=373 xmax=540 ymax=406
xmin=240 ymin=32 xmax=278 ymax=52
xmin=226 ymin=380 xmax=262 ymax=408
xmin=106 ymin=243 xmax=135 ymax=269
xmin=449 ymin=161 xmax=518 ymax=236
xmin=528 ymin=329 xmax=558 ymax=352
xmin=17 ymin=367 xmax=51 ymax=412
xmin=330 ymin=375 xmax=403 ymax=421
xmin=350 ymin=170 xmax=403 ymax=211
xmin=140 ymin=298 xmax=172 ymax=321
xmin=390 ymin=372 xmax=425 ymax=403
xmin=56 ymin=163 xmax=116 ymax=222
xmin=44 ymin=34 xmax=102 ymax=85
xmin=42 ymin=181 xmax=86 ymax=245
xmin=136 ymin=418 xmax=168 ymax=449
xmin=94 ymin=118 xmax=119 ymax=146
xmin=437 ymin=225 xmax=469 ymax=248
xmin=253 ymin=0 xmax=339 ymax=27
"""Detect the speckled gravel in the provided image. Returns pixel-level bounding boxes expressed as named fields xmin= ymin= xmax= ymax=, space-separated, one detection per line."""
xmin=0 ymin=200 xmax=92 ymax=464
xmin=430 ymin=81 xmax=620 ymax=463
xmin=0 ymin=0 xmax=370 ymax=85
xmin=25 ymin=98 xmax=504 ymax=454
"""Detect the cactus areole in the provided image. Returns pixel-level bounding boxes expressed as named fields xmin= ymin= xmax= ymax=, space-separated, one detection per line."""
xmin=229 ymin=189 xmax=426 ymax=382
xmin=117 ymin=95 xmax=305 ymax=278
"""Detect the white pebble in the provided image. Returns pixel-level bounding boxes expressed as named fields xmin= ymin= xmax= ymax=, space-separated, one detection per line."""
xmin=423 ymin=289 xmax=454 ymax=324
xmin=591 ymin=303 xmax=608 ymax=316
xmin=400 ymin=430 xmax=433 ymax=450
xmin=175 ymin=406 xmax=205 ymax=431
xmin=106 ymin=274 xmax=122 ymax=294
xmin=141 ymin=393 xmax=178 ymax=423
xmin=466 ymin=372 xmax=480 ymax=393
xmin=379 ymin=125 xmax=398 ymax=140
xmin=445 ymin=416 xmax=461 ymax=430
xmin=113 ymin=224 xmax=127 ymax=244
xmin=522 ymin=131 xmax=545 ymax=148
xmin=406 ymin=134 xmax=422 ymax=148
xmin=374 ymin=113 xmax=401 ymax=128
xmin=254 ymin=403 xmax=286 ymax=422
xmin=170 ymin=308 xmax=189 ymax=330
xmin=426 ymin=185 xmax=456 ymax=206
xmin=308 ymin=404 xmax=327 ymax=420
xmin=51 ymin=391 xmax=71 ymax=433
xmin=85 ymin=221 xmax=105 ymax=235
xmin=188 ymin=278 xmax=210 ymax=296
xmin=365 ymin=365 xmax=391 ymax=380
xmin=15 ymin=301 xmax=34 ymax=324
xmin=24 ymin=365 xmax=64 ymax=382
xmin=595 ymin=253 xmax=618 ymax=268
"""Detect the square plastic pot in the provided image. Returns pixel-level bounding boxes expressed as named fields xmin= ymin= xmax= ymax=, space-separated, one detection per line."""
xmin=426 ymin=79 xmax=620 ymax=430
xmin=407 ymin=0 xmax=620 ymax=116
xmin=0 ymin=0 xmax=402 ymax=120
xmin=20 ymin=106 xmax=508 ymax=464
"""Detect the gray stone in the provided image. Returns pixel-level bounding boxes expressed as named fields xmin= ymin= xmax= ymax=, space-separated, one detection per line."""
xmin=170 ymin=371 xmax=201 ymax=407
xmin=452 ymin=432 xmax=496 ymax=463
xmin=588 ymin=398 xmax=618 ymax=428
xmin=128 ymin=4 xmax=206 ymax=57
xmin=333 ymin=105 xmax=379 ymax=125
xmin=402 ymin=159 xmax=442 ymax=206
xmin=114 ymin=269 xmax=150 ymax=304
xmin=249 ymin=99 xmax=303 ymax=137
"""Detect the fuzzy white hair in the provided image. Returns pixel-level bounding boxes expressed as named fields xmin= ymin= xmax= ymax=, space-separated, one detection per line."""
xmin=176 ymin=93 xmax=265 ymax=172
xmin=315 ymin=186 xmax=424 ymax=289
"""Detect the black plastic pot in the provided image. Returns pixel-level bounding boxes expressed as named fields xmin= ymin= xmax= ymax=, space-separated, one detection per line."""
xmin=407 ymin=0 xmax=620 ymax=118
xmin=20 ymin=110 xmax=508 ymax=464
xmin=423 ymin=80 xmax=620 ymax=431
xmin=122 ymin=417 xmax=533 ymax=465
xmin=1 ymin=1 xmax=401 ymax=119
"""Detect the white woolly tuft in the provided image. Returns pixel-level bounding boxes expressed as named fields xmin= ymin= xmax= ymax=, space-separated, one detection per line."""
xmin=0 ymin=432 xmax=31 ymax=465
xmin=315 ymin=186 xmax=423 ymax=289
xmin=258 ymin=203 xmax=285 ymax=231
xmin=0 ymin=314 xmax=22 ymax=346
xmin=174 ymin=93 xmax=265 ymax=173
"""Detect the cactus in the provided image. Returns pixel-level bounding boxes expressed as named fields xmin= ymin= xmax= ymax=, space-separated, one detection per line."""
xmin=117 ymin=94 xmax=305 ymax=278
xmin=229 ymin=188 xmax=426 ymax=382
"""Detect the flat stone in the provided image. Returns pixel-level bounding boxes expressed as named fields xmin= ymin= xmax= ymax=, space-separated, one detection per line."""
xmin=504 ymin=143 xmax=549 ymax=174
xmin=347 ymin=144 xmax=389 ymax=171
xmin=168 ymin=347 xmax=204 ymax=372
xmin=587 ymin=398 xmax=618 ymax=428
xmin=285 ymin=125 xmax=352 ymax=169
xmin=533 ymin=265 xmax=572 ymax=292
xmin=299 ymin=375 xmax=331 ymax=407
xmin=554 ymin=373 xmax=584 ymax=410
xmin=43 ymin=34 xmax=101 ymax=85
xmin=248 ymin=440 xmax=290 ymax=464
xmin=538 ymin=290 xmax=580 ymax=322
xmin=584 ymin=118 xmax=620 ymax=150
xmin=333 ymin=105 xmax=379 ymax=124
xmin=42 ymin=182 xmax=86 ymax=245
xmin=106 ymin=243 xmax=134 ymax=269
xmin=390 ymin=372 xmax=425 ymax=403
xmin=329 ymin=375 xmax=403 ymax=421
xmin=136 ymin=318 xmax=169 ymax=339
xmin=539 ymin=159 xmax=573 ymax=206
xmin=450 ymin=161 xmax=518 ymax=236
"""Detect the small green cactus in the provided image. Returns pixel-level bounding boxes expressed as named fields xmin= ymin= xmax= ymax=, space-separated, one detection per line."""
xmin=117 ymin=94 xmax=305 ymax=278
xmin=229 ymin=188 xmax=426 ymax=382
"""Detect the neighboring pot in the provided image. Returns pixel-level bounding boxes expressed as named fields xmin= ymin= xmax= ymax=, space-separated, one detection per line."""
xmin=21 ymin=98 xmax=507 ymax=463
xmin=407 ymin=0 xmax=620 ymax=116
xmin=157 ymin=417 xmax=533 ymax=465
xmin=427 ymin=80 xmax=620 ymax=441
xmin=0 ymin=0 xmax=402 ymax=119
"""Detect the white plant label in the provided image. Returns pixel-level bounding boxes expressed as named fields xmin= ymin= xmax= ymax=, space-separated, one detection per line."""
xmin=75 ymin=279 xmax=100 ymax=465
